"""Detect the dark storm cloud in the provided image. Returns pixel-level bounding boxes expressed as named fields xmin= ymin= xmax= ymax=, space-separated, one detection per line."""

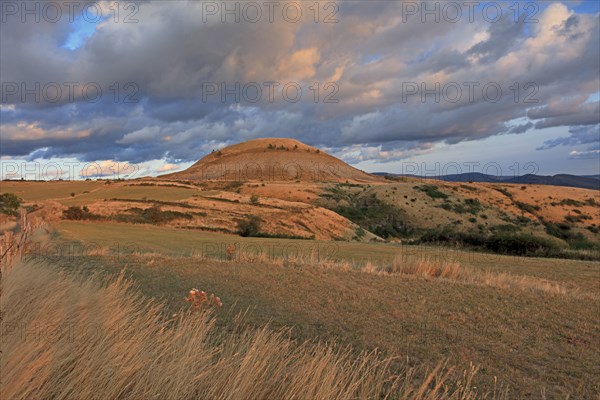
xmin=532 ymin=102 xmax=600 ymax=129
xmin=1 ymin=1 xmax=599 ymax=166
xmin=508 ymin=122 xmax=534 ymax=134
xmin=537 ymin=124 xmax=600 ymax=150
xmin=554 ymin=14 xmax=583 ymax=40
xmin=467 ymin=13 xmax=525 ymax=64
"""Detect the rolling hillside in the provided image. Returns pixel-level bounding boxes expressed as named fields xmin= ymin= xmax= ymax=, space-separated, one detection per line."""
xmin=1 ymin=139 xmax=598 ymax=254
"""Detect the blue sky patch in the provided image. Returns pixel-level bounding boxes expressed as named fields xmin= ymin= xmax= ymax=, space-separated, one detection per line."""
xmin=62 ymin=16 xmax=104 ymax=50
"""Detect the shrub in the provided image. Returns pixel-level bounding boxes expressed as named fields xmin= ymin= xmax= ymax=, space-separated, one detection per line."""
xmin=565 ymin=214 xmax=591 ymax=223
xmin=515 ymin=201 xmax=540 ymax=214
xmin=568 ymin=238 xmax=600 ymax=251
xmin=459 ymin=185 xmax=477 ymax=192
xmin=115 ymin=206 xmax=193 ymax=225
xmin=355 ymin=227 xmax=366 ymax=239
xmin=415 ymin=185 xmax=448 ymax=200
xmin=515 ymin=216 xmax=531 ymax=225
xmin=544 ymin=222 xmax=575 ymax=240
xmin=250 ymin=194 xmax=260 ymax=205
xmin=558 ymin=198 xmax=585 ymax=207
xmin=0 ymin=192 xmax=22 ymax=216
xmin=418 ymin=228 xmax=485 ymax=247
xmin=418 ymin=227 xmax=560 ymax=257
xmin=463 ymin=198 xmax=482 ymax=214
xmin=333 ymin=200 xmax=413 ymax=238
xmin=485 ymin=233 xmax=560 ymax=257
xmin=446 ymin=198 xmax=482 ymax=215
xmin=491 ymin=224 xmax=520 ymax=234
xmin=237 ymin=215 xmax=262 ymax=237
xmin=439 ymin=203 xmax=452 ymax=211
xmin=62 ymin=206 xmax=102 ymax=221
xmin=223 ymin=181 xmax=243 ymax=191
xmin=493 ymin=187 xmax=513 ymax=198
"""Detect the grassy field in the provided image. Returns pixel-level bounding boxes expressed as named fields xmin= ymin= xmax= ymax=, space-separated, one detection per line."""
xmin=53 ymin=220 xmax=600 ymax=293
xmin=0 ymin=181 xmax=198 ymax=205
xmin=0 ymin=180 xmax=106 ymax=201
xmin=4 ymin=260 xmax=492 ymax=400
xmin=3 ymin=180 xmax=600 ymax=397
xmin=46 ymin=252 xmax=599 ymax=398
xmin=33 ymin=220 xmax=599 ymax=398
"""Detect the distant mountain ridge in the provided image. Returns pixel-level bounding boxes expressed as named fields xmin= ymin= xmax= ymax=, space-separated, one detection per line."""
xmin=374 ymin=172 xmax=600 ymax=190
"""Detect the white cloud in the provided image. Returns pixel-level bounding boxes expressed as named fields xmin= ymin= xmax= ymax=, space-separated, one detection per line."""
xmin=569 ymin=149 xmax=600 ymax=159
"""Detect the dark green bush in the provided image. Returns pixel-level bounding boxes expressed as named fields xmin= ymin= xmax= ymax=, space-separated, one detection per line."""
xmin=558 ymin=198 xmax=585 ymax=207
xmin=321 ymin=186 xmax=414 ymax=239
xmin=333 ymin=201 xmax=413 ymax=238
xmin=439 ymin=203 xmax=452 ymax=211
xmin=237 ymin=215 xmax=262 ymax=237
xmin=515 ymin=201 xmax=540 ymax=214
xmin=463 ymin=198 xmax=482 ymax=214
xmin=415 ymin=185 xmax=448 ymax=200
xmin=544 ymin=222 xmax=576 ymax=240
xmin=418 ymin=228 xmax=560 ymax=257
xmin=484 ymin=233 xmax=560 ymax=257
xmin=491 ymin=224 xmax=520 ymax=234
xmin=62 ymin=206 xmax=103 ymax=221
xmin=0 ymin=193 xmax=22 ymax=216
xmin=493 ymin=187 xmax=513 ymax=198
xmin=587 ymin=226 xmax=600 ymax=234
xmin=115 ymin=206 xmax=193 ymax=224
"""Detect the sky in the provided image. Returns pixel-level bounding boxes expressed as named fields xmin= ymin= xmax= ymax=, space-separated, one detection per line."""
xmin=1 ymin=0 xmax=599 ymax=179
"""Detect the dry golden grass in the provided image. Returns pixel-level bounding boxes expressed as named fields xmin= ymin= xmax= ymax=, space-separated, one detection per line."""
xmin=0 ymin=260 xmax=508 ymax=400
xmin=363 ymin=256 xmax=595 ymax=299
xmin=375 ymin=258 xmax=462 ymax=280
xmin=131 ymin=247 xmax=593 ymax=300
